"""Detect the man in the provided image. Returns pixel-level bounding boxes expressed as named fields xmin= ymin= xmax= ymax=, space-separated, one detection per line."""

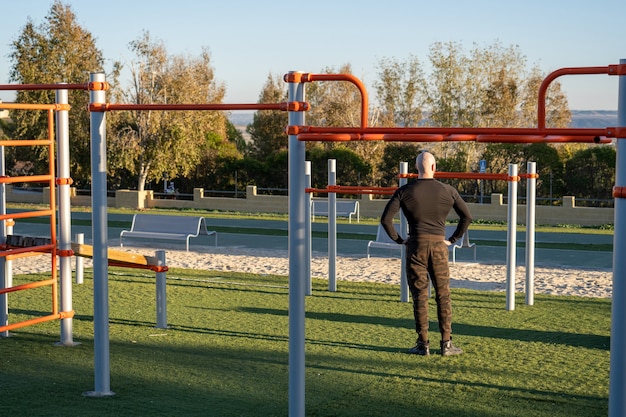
xmin=381 ymin=151 xmax=472 ymax=356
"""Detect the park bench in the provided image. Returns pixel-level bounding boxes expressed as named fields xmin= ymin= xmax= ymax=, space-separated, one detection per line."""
xmin=311 ymin=199 xmax=360 ymax=223
xmin=445 ymin=225 xmax=477 ymax=264
xmin=367 ymin=224 xmax=477 ymax=264
xmin=367 ymin=223 xmax=403 ymax=258
xmin=120 ymin=214 xmax=217 ymax=251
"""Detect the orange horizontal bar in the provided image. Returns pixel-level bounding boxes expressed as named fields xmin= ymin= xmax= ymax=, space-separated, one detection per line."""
xmin=475 ymin=135 xmax=611 ymax=144
xmin=0 ymin=82 xmax=98 ymax=91
xmin=0 ymin=311 xmax=74 ymax=334
xmin=292 ymin=125 xmax=614 ymax=138
xmin=519 ymin=173 xmax=540 ymax=179
xmin=0 ymin=102 xmax=70 ymax=111
xmin=401 ymin=172 xmax=515 ymax=181
xmin=0 ymin=174 xmax=54 ymax=184
xmin=108 ymin=260 xmax=169 ymax=272
xmin=91 ymin=102 xmax=308 ymax=112
xmin=0 ymin=140 xmax=54 ymax=147
xmin=381 ymin=133 xmax=444 ymax=142
xmin=307 ymin=186 xmax=396 ymax=195
xmin=297 ymin=133 xmax=355 ymax=141
xmin=0 ymin=209 xmax=54 ymax=220
xmin=0 ymin=277 xmax=55 ymax=296
xmin=1 ymin=245 xmax=54 ymax=261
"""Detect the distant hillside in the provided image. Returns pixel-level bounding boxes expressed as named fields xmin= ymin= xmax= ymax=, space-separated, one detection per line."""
xmin=228 ymin=111 xmax=254 ymax=127
xmin=228 ymin=110 xmax=619 ymax=130
xmin=570 ymin=110 xmax=617 ymax=128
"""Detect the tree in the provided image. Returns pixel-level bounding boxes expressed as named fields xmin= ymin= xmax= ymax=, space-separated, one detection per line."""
xmin=377 ymin=143 xmax=422 ymax=187
xmin=8 ymin=1 xmax=119 ymax=186
xmin=306 ymin=64 xmax=383 ymax=185
xmin=373 ymin=55 xmax=426 ymax=128
xmin=306 ymin=63 xmax=364 ymax=128
xmin=246 ymin=73 xmax=288 ymax=160
xmin=109 ymin=31 xmax=227 ymax=190
xmin=307 ymin=146 xmax=372 ymax=190
xmin=226 ymin=120 xmax=247 ymax=154
xmin=423 ymin=41 xmax=571 ymax=179
xmin=519 ymin=66 xmax=571 ymax=128
xmin=480 ymin=142 xmax=566 ymax=200
xmin=565 ymin=146 xmax=615 ymax=203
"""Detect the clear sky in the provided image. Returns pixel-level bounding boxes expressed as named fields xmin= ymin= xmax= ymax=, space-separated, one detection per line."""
xmin=1 ymin=0 xmax=624 ymax=110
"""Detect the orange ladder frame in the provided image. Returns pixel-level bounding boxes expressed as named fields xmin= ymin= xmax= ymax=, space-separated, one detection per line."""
xmin=0 ymin=103 xmax=74 ymax=333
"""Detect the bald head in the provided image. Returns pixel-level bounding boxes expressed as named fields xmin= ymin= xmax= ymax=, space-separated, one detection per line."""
xmin=416 ymin=152 xmax=436 ymax=178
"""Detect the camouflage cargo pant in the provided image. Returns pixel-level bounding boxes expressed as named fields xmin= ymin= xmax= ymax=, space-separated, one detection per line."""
xmin=405 ymin=239 xmax=452 ymax=343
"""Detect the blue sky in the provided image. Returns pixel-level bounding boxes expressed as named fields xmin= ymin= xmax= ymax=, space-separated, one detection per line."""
xmin=1 ymin=0 xmax=624 ymax=110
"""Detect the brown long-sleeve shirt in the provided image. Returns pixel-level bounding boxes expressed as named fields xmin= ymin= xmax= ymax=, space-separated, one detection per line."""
xmin=380 ymin=178 xmax=472 ymax=244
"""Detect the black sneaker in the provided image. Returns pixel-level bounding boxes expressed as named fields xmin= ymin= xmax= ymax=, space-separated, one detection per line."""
xmin=440 ymin=340 xmax=463 ymax=356
xmin=408 ymin=340 xmax=430 ymax=356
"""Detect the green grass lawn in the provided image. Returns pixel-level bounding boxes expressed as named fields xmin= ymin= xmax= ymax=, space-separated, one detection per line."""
xmin=0 ymin=267 xmax=610 ymax=416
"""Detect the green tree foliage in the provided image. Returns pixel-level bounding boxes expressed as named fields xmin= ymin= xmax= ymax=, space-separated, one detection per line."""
xmin=307 ymin=146 xmax=372 ymax=190
xmin=520 ymin=67 xmax=571 ymax=128
xmin=246 ymin=73 xmax=288 ymax=160
xmin=8 ymin=1 xmax=119 ymax=186
xmin=307 ymin=63 xmax=364 ymax=128
xmin=374 ymin=55 xmax=426 ymax=128
xmin=480 ymin=143 xmax=565 ymax=199
xmin=564 ymin=146 xmax=616 ymax=203
xmin=109 ymin=31 xmax=228 ymax=190
xmin=377 ymin=144 xmax=423 ymax=187
xmin=306 ymin=64 xmax=383 ymax=185
xmin=226 ymin=120 xmax=247 ymax=154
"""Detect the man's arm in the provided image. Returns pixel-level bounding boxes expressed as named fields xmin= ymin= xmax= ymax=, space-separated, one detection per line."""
xmin=380 ymin=191 xmax=405 ymax=244
xmin=447 ymin=191 xmax=473 ymax=244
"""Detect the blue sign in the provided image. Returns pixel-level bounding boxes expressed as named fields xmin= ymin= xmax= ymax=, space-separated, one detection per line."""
xmin=479 ymin=159 xmax=487 ymax=173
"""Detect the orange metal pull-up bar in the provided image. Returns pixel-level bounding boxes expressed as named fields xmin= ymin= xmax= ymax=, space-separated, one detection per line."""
xmin=401 ymin=172 xmax=520 ymax=181
xmin=90 ymin=101 xmax=309 ymax=112
xmin=285 ymin=64 xmax=626 ymax=144
xmin=285 ymin=72 xmax=368 ymax=128
xmin=537 ymin=64 xmax=626 ymax=129
xmin=0 ymin=82 xmax=108 ymax=92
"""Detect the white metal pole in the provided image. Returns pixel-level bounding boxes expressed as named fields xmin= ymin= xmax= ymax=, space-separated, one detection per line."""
xmin=525 ymin=162 xmax=537 ymax=306
xmin=56 ymin=86 xmax=75 ymax=346
xmin=75 ymin=233 xmax=84 ymax=284
xmin=5 ymin=219 xmax=12 ymax=291
xmin=0 ymin=146 xmax=7 ymax=337
xmin=84 ymin=72 xmax=114 ymax=397
xmin=505 ymin=164 xmax=518 ymax=311
xmin=399 ymin=162 xmax=409 ymax=303
xmin=328 ymin=159 xmax=337 ymax=292
xmin=305 ymin=161 xmax=312 ymax=296
xmin=155 ymin=250 xmax=167 ymax=329
xmin=287 ymin=71 xmax=306 ymax=417
xmin=609 ymin=57 xmax=626 ymax=417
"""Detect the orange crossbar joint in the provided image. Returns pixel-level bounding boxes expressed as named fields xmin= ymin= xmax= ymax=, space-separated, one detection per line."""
xmin=613 ymin=186 xmax=626 ymax=199
xmin=56 ymin=177 xmax=74 ymax=186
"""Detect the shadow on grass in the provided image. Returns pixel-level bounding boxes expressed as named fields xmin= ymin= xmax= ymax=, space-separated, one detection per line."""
xmin=237 ymin=306 xmax=609 ymax=350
